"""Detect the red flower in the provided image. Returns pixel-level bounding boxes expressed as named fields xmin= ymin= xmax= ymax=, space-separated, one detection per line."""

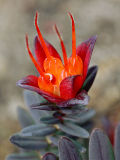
xmin=17 ymin=12 xmax=97 ymax=105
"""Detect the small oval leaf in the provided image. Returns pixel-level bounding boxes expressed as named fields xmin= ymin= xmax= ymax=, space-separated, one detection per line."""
xmin=64 ymin=109 xmax=95 ymax=124
xmin=58 ymin=122 xmax=89 ymax=138
xmin=21 ymin=124 xmax=56 ymax=137
xmin=10 ymin=133 xmax=48 ymax=150
xmin=40 ymin=117 xmax=60 ymax=124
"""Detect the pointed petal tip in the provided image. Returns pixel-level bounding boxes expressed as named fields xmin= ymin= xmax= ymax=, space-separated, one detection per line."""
xmin=91 ymin=65 xmax=98 ymax=72
xmin=68 ymin=12 xmax=74 ymax=19
xmin=35 ymin=11 xmax=39 ymax=27
xmin=35 ymin=11 xmax=38 ymax=19
xmin=89 ymin=35 xmax=97 ymax=43
xmin=16 ymin=79 xmax=23 ymax=87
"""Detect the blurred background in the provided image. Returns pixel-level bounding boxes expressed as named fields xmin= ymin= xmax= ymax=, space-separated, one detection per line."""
xmin=0 ymin=0 xmax=120 ymax=159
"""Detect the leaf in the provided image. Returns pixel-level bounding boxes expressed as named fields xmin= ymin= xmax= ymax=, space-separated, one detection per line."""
xmin=17 ymin=107 xmax=35 ymax=128
xmin=60 ymin=106 xmax=86 ymax=115
xmin=82 ymin=65 xmax=98 ymax=91
xmin=59 ymin=136 xmax=82 ymax=160
xmin=24 ymin=90 xmax=49 ymax=123
xmin=64 ymin=109 xmax=95 ymax=124
xmin=114 ymin=123 xmax=120 ymax=160
xmin=42 ymin=153 xmax=57 ymax=160
xmin=6 ymin=152 xmax=40 ymax=160
xmin=89 ymin=128 xmax=115 ymax=160
xmin=21 ymin=124 xmax=56 ymax=137
xmin=40 ymin=116 xmax=60 ymax=124
xmin=10 ymin=133 xmax=48 ymax=150
xmin=58 ymin=122 xmax=89 ymax=138
xmin=32 ymin=103 xmax=59 ymax=111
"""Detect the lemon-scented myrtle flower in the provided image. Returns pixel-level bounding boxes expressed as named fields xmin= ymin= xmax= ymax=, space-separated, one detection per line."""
xmin=17 ymin=12 xmax=97 ymax=105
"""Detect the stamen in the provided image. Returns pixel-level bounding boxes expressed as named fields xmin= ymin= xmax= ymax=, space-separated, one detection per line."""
xmin=26 ymin=35 xmax=44 ymax=76
xmin=54 ymin=25 xmax=68 ymax=68
xmin=68 ymin=12 xmax=76 ymax=59
xmin=35 ymin=12 xmax=51 ymax=60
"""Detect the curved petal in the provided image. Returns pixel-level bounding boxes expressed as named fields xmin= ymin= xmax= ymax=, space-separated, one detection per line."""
xmin=34 ymin=36 xmax=46 ymax=70
xmin=16 ymin=75 xmax=63 ymax=103
xmin=34 ymin=36 xmax=61 ymax=70
xmin=60 ymin=75 xmax=84 ymax=100
xmin=76 ymin=36 xmax=97 ymax=62
xmin=44 ymin=39 xmax=61 ymax=59
xmin=76 ymin=36 xmax=97 ymax=79
xmin=58 ymin=90 xmax=89 ymax=107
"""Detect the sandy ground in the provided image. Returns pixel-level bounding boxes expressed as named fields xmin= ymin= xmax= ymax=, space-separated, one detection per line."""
xmin=0 ymin=0 xmax=120 ymax=159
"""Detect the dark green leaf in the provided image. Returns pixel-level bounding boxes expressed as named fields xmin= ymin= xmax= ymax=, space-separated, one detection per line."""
xmin=89 ymin=128 xmax=115 ymax=160
xmin=10 ymin=133 xmax=48 ymax=150
xmin=17 ymin=107 xmax=35 ymax=128
xmin=82 ymin=65 xmax=98 ymax=91
xmin=58 ymin=122 xmax=89 ymax=138
xmin=59 ymin=136 xmax=82 ymax=160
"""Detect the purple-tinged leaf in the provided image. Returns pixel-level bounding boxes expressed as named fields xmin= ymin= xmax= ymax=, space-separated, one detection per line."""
xmin=59 ymin=136 xmax=82 ymax=160
xmin=114 ymin=123 xmax=120 ymax=160
xmin=58 ymin=122 xmax=89 ymax=138
xmin=89 ymin=128 xmax=115 ymax=160
xmin=82 ymin=65 xmax=98 ymax=91
xmin=17 ymin=107 xmax=35 ymax=128
xmin=42 ymin=153 xmax=57 ymax=160
xmin=10 ymin=133 xmax=48 ymax=150
xmin=6 ymin=152 xmax=40 ymax=160
xmin=21 ymin=124 xmax=56 ymax=137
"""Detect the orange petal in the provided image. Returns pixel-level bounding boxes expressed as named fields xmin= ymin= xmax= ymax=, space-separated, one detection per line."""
xmin=38 ymin=75 xmax=54 ymax=94
xmin=68 ymin=55 xmax=83 ymax=76
xmin=43 ymin=56 xmax=68 ymax=85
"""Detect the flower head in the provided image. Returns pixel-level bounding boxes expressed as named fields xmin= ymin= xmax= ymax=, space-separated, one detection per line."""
xmin=17 ymin=12 xmax=97 ymax=105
